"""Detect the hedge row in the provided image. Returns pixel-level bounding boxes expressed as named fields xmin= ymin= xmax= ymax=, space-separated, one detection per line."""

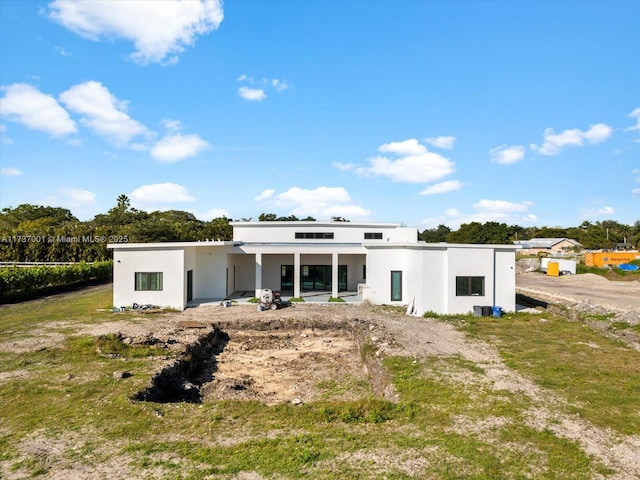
xmin=0 ymin=261 xmax=113 ymax=302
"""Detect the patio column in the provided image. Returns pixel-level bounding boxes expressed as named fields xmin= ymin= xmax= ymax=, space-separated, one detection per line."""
xmin=332 ymin=252 xmax=338 ymax=299
xmin=254 ymin=252 xmax=262 ymax=298
xmin=294 ymin=252 xmax=301 ymax=299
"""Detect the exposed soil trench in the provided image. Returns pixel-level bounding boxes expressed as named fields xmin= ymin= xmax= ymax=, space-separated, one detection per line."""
xmin=132 ymin=317 xmax=394 ymax=405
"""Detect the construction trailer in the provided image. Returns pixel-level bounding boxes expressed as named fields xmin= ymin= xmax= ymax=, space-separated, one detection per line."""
xmin=584 ymin=252 xmax=640 ymax=268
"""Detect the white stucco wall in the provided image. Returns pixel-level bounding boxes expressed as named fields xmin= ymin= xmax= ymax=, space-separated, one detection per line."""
xmin=446 ymin=247 xmax=494 ymax=314
xmin=261 ymin=253 xmax=294 ymax=291
xmin=231 ymin=221 xmax=417 ymax=244
xmin=112 ymin=247 xmax=185 ymax=310
xmin=361 ymin=246 xmax=410 ymax=307
xmin=228 ymin=253 xmax=255 ymax=292
xmin=362 ymin=244 xmax=516 ymax=316
xmin=412 ymin=248 xmax=447 ymax=315
xmin=493 ymin=249 xmax=516 ymax=312
xmin=194 ymin=245 xmax=234 ymax=299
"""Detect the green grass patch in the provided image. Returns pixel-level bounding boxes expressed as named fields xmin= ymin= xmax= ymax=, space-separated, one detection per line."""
xmin=0 ymin=285 xmax=113 ymax=342
xmin=456 ymin=313 xmax=640 ymax=435
xmin=579 ymin=312 xmax=616 ymax=321
xmin=94 ymin=333 xmax=171 ymax=358
xmin=328 ymin=296 xmax=345 ymax=302
xmin=576 ymin=264 xmax=640 ymax=280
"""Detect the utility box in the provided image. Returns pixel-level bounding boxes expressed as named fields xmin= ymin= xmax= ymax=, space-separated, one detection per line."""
xmin=547 ymin=261 xmax=560 ymax=276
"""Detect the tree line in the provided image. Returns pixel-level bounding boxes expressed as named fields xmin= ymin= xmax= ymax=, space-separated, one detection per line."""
xmin=419 ymin=220 xmax=640 ymax=250
xmin=1 ymin=195 xmax=638 ymax=262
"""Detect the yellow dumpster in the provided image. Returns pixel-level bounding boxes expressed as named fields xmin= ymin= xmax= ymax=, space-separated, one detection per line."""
xmin=547 ymin=261 xmax=559 ymax=276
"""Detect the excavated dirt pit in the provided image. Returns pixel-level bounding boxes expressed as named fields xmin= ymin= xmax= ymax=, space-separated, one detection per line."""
xmin=133 ymin=316 xmax=380 ymax=405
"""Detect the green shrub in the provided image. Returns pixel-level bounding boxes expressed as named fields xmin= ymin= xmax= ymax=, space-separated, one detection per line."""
xmin=0 ymin=261 xmax=112 ymax=301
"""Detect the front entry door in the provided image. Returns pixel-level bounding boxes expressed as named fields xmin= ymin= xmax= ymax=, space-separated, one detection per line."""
xmin=187 ymin=270 xmax=193 ymax=302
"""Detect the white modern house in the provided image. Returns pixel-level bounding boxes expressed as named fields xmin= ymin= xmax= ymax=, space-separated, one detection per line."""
xmin=109 ymin=221 xmax=519 ymax=315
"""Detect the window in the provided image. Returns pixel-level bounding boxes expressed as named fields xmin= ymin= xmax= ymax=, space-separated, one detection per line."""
xmin=295 ymin=232 xmax=334 ymax=239
xmin=362 ymin=264 xmax=366 ymax=280
xmin=391 ymin=271 xmax=402 ymax=301
xmin=455 ymin=276 xmax=484 ymax=296
xmin=135 ymin=272 xmax=163 ymax=291
xmin=364 ymin=232 xmax=383 ymax=240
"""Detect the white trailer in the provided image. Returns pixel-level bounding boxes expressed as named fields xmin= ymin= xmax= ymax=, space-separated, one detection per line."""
xmin=540 ymin=258 xmax=576 ymax=275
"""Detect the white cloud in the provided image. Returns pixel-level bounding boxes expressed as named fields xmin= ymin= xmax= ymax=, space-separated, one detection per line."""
xmin=163 ymin=119 xmax=182 ymax=133
xmin=1 ymin=167 xmax=22 ymax=176
xmin=130 ymin=183 xmax=196 ymax=207
xmin=45 ymin=188 xmax=96 ymax=214
xmin=256 ymin=186 xmax=371 ymax=221
xmin=626 ymin=108 xmax=640 ymax=142
xmin=584 ymin=206 xmax=615 ymax=218
xmin=150 ymin=133 xmax=209 ymax=163
xmin=237 ymin=75 xmax=290 ymax=100
xmin=238 ymin=86 xmax=266 ymax=101
xmin=379 ymin=139 xmax=426 ymax=156
xmin=632 ymin=188 xmax=640 ymax=198
xmin=419 ymin=180 xmax=463 ymax=196
xmin=424 ymin=136 xmax=456 ymax=150
xmin=54 ymin=45 xmax=71 ymax=57
xmin=489 ymin=144 xmax=525 ymax=165
xmin=332 ymin=162 xmax=357 ymax=171
xmin=530 ymin=123 xmax=613 ymax=156
xmin=59 ymin=81 xmax=149 ymax=145
xmin=62 ymin=188 xmax=96 ymax=206
xmin=358 ymin=139 xmax=455 ymax=183
xmin=254 ymin=189 xmax=276 ymax=202
xmin=0 ymin=83 xmax=77 ymax=137
xmin=48 ymin=0 xmax=223 ymax=65
xmin=272 ymin=79 xmax=289 ymax=92
xmin=421 ymin=199 xmax=537 ymax=229
xmin=625 ymin=107 xmax=640 ymax=130
xmin=473 ymin=199 xmax=532 ymax=213
xmin=0 ymin=124 xmax=13 ymax=145
xmin=197 ymin=208 xmax=230 ymax=221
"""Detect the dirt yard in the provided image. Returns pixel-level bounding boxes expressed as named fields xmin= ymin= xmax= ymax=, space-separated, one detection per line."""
xmin=517 ymin=271 xmax=640 ymax=316
xmin=56 ymin=297 xmax=638 ymax=479
xmin=2 ymin=279 xmax=640 ymax=478
xmin=516 ymin=271 xmax=640 ymax=348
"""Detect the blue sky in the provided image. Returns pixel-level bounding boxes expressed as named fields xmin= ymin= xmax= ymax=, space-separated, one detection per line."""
xmin=1 ymin=0 xmax=638 ymax=228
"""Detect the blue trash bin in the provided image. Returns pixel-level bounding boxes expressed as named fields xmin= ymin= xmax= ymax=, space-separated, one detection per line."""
xmin=492 ymin=306 xmax=503 ymax=318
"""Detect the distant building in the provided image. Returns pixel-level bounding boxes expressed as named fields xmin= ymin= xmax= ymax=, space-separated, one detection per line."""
xmin=513 ymin=238 xmax=582 ymax=256
xmin=108 ymin=221 xmax=519 ymax=315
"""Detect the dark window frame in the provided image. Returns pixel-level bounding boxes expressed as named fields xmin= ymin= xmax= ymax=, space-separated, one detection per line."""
xmin=295 ymin=232 xmax=334 ymax=239
xmin=455 ymin=276 xmax=485 ymax=296
xmin=364 ymin=232 xmax=383 ymax=240
xmin=390 ymin=270 xmax=402 ymax=301
xmin=135 ymin=272 xmax=163 ymax=291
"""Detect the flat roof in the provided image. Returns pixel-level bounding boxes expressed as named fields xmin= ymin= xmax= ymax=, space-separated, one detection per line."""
xmin=107 ymin=240 xmax=238 ymax=249
xmin=108 ymin=241 xmax=520 ymax=251
xmin=230 ymin=221 xmax=404 ymax=228
xmin=365 ymin=242 xmax=521 ymax=250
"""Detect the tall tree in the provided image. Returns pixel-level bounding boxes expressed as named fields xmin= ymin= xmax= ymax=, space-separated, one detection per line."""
xmin=420 ymin=224 xmax=451 ymax=242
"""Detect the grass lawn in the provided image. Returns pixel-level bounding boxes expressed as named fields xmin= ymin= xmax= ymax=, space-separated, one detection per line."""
xmin=1 ymin=288 xmax=638 ymax=478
